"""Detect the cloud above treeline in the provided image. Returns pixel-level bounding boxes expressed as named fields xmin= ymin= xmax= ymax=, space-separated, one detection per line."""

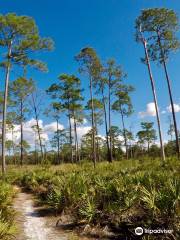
xmin=166 ymin=103 xmax=180 ymax=113
xmin=139 ymin=102 xmax=180 ymax=118
xmin=139 ymin=102 xmax=156 ymax=118
xmin=6 ymin=118 xmax=91 ymax=147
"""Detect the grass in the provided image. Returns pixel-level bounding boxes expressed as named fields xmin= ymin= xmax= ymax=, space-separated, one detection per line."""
xmin=1 ymin=157 xmax=180 ymax=239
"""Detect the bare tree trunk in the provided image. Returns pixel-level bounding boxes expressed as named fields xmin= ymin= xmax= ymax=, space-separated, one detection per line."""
xmin=112 ymin=137 xmax=116 ymax=158
xmin=12 ymin=127 xmax=16 ymax=165
xmin=96 ymin=137 xmax=100 ymax=162
xmin=147 ymin=141 xmax=150 ymax=155
xmin=120 ymin=107 xmax=128 ymax=159
xmin=89 ymin=76 xmax=96 ymax=167
xmin=130 ymin=144 xmax=133 ymax=159
xmin=73 ymin=115 xmax=77 ymax=163
xmin=68 ymin=108 xmax=73 ymax=163
xmin=129 ymin=126 xmax=133 ymax=159
xmin=34 ymin=131 xmax=38 ymax=164
xmin=141 ymin=34 xmax=166 ymax=163
xmin=102 ymin=89 xmax=111 ymax=162
xmin=31 ymin=94 xmax=44 ymax=161
xmin=108 ymin=77 xmax=113 ymax=162
xmin=73 ymin=114 xmax=80 ymax=162
xmin=95 ymin=121 xmax=100 ymax=162
xmin=60 ymin=138 xmax=64 ymax=163
xmin=56 ymin=119 xmax=60 ymax=164
xmin=76 ymin=128 xmax=81 ymax=162
xmin=20 ymin=99 xmax=23 ymax=166
xmin=1 ymin=41 xmax=12 ymax=174
xmin=157 ymin=32 xmax=180 ymax=159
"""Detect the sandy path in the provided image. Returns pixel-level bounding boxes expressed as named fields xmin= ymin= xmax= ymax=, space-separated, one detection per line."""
xmin=13 ymin=191 xmax=68 ymax=240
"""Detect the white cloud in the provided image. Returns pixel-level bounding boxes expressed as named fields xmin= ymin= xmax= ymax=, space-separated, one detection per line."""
xmin=139 ymin=102 xmax=156 ymax=118
xmin=97 ymin=134 xmax=106 ymax=141
xmin=76 ymin=126 xmax=91 ymax=139
xmin=24 ymin=118 xmax=43 ymax=129
xmin=6 ymin=118 xmax=64 ymax=147
xmin=118 ymin=135 xmax=124 ymax=141
xmin=44 ymin=122 xmax=64 ymax=134
xmin=5 ymin=118 xmax=92 ymax=148
xmin=167 ymin=103 xmax=180 ymax=113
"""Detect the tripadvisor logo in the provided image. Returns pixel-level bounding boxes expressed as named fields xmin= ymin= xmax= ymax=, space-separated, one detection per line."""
xmin=135 ymin=227 xmax=143 ymax=235
xmin=135 ymin=227 xmax=173 ymax=236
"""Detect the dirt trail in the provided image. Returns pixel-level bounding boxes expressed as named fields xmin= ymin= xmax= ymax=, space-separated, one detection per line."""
xmin=13 ymin=190 xmax=69 ymax=240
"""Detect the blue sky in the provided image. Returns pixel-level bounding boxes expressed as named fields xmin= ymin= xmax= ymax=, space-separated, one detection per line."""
xmin=1 ymin=0 xmax=180 ymax=142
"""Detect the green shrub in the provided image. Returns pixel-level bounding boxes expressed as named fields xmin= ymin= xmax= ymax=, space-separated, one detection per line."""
xmin=0 ymin=182 xmax=16 ymax=240
xmin=8 ymin=158 xmax=180 ymax=237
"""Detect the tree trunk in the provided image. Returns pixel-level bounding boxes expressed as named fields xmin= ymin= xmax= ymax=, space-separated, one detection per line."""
xmin=101 ymin=89 xmax=111 ymax=162
xmin=60 ymin=138 xmax=64 ymax=163
xmin=56 ymin=119 xmax=60 ymax=164
xmin=31 ymin=94 xmax=44 ymax=161
xmin=142 ymin=34 xmax=166 ymax=163
xmin=76 ymin=126 xmax=81 ymax=162
xmin=95 ymin=121 xmax=100 ymax=162
xmin=34 ymin=131 xmax=38 ymax=164
xmin=89 ymin=76 xmax=96 ymax=167
xmin=20 ymin=99 xmax=23 ymax=166
xmin=157 ymin=32 xmax=180 ymax=159
xmin=129 ymin=127 xmax=133 ymax=159
xmin=12 ymin=127 xmax=16 ymax=165
xmin=68 ymin=108 xmax=73 ymax=163
xmin=73 ymin=114 xmax=80 ymax=163
xmin=112 ymin=137 xmax=115 ymax=158
xmin=1 ymin=41 xmax=12 ymax=174
xmin=73 ymin=115 xmax=77 ymax=163
xmin=130 ymin=144 xmax=133 ymax=159
xmin=96 ymin=137 xmax=100 ymax=161
xmin=120 ymin=106 xmax=128 ymax=159
xmin=108 ymin=76 xmax=113 ymax=162
xmin=147 ymin=141 xmax=150 ymax=154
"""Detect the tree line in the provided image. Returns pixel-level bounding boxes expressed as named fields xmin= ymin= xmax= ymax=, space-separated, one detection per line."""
xmin=0 ymin=8 xmax=180 ymax=173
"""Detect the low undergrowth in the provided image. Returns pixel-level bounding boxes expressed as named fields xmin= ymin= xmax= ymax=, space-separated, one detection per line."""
xmin=0 ymin=181 xmax=16 ymax=240
xmin=3 ymin=158 xmax=180 ymax=239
